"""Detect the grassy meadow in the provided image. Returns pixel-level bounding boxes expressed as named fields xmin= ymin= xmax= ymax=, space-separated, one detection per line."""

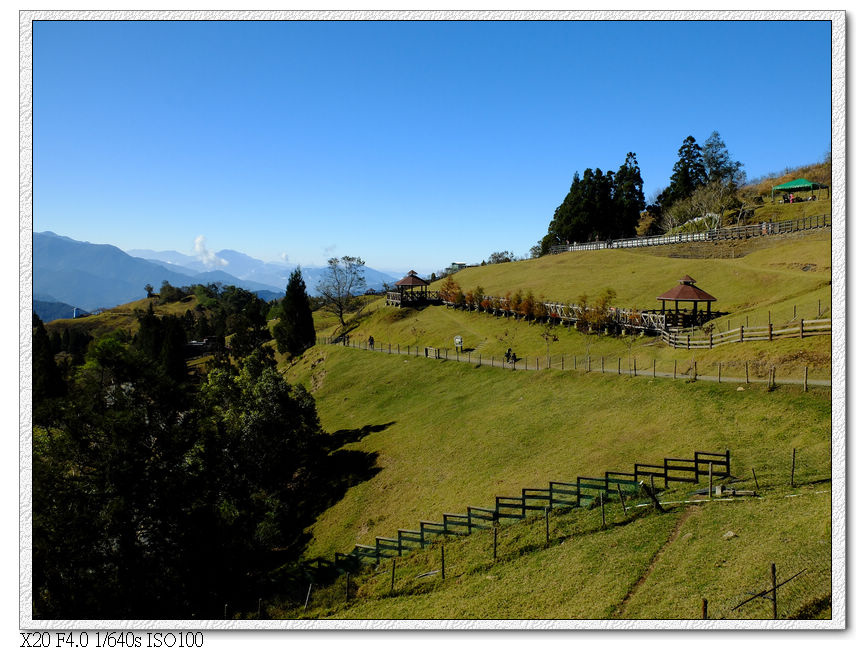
xmin=316 ymin=230 xmax=832 ymax=380
xmin=279 ymin=484 xmax=829 ymax=620
xmin=283 ymin=344 xmax=830 ymax=566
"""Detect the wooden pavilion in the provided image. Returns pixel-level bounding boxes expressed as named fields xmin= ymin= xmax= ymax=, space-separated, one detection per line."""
xmin=657 ymin=275 xmax=717 ymax=328
xmin=386 ymin=270 xmax=432 ymax=306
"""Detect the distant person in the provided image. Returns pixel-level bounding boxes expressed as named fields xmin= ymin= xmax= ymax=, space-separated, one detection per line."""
xmin=506 ymin=348 xmax=512 ymax=363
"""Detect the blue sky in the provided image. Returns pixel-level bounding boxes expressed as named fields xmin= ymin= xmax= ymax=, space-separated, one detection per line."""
xmin=33 ymin=18 xmax=831 ymax=275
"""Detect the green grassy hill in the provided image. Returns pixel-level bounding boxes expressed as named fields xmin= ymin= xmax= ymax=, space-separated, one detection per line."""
xmin=316 ymin=230 xmax=831 ymax=380
xmin=283 ymin=345 xmax=829 ymax=559
xmin=282 ymin=485 xmax=829 ymax=620
xmin=279 ymin=226 xmax=834 ymax=620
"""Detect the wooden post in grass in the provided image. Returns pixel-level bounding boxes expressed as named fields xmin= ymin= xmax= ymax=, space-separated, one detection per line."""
xmin=493 ymin=526 xmax=498 ymax=561
xmin=800 ymin=318 xmax=804 ymax=338
xmin=545 ymin=507 xmax=550 ymax=545
xmin=600 ymin=493 xmax=606 ymax=529
xmin=601 ymin=357 xmax=605 ymax=373
xmin=768 ymin=322 xmax=773 ymax=342
xmin=709 ymin=463 xmax=713 ymax=500
xmin=740 ymin=325 xmax=744 ymax=342
xmin=804 ymin=366 xmax=808 ymax=392
xmin=441 ymin=545 xmax=445 ymax=581
xmin=694 ymin=361 xmax=698 ymax=381
xmin=536 ymin=357 xmax=539 ymax=371
xmin=653 ymin=359 xmax=656 ymax=378
xmin=391 ymin=559 xmax=396 ymax=593
xmin=771 ymin=563 xmax=778 ymax=619
xmin=791 ymin=448 xmax=797 ymax=488
xmin=718 ymin=363 xmax=722 ymax=383
xmin=618 ymin=485 xmax=627 ymax=516
xmin=745 ymin=361 xmax=749 ymax=384
xmin=752 ymin=468 xmax=760 ymax=490
xmin=702 ymin=598 xmax=708 ymax=620
xmin=818 ymin=299 xmax=821 ymax=317
xmin=674 ymin=360 xmax=677 ymax=379
xmin=618 ymin=358 xmax=621 ymax=375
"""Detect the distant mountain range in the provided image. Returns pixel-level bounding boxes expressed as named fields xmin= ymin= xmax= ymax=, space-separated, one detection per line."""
xmin=32 ymin=231 xmax=398 ymax=319
xmin=126 ymin=247 xmax=399 ymax=298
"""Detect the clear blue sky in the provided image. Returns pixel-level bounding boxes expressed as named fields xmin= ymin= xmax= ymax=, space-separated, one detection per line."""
xmin=33 ymin=19 xmax=831 ymax=275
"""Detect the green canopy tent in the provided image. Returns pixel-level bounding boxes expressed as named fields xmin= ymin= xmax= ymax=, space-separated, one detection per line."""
xmin=771 ymin=178 xmax=829 ymax=201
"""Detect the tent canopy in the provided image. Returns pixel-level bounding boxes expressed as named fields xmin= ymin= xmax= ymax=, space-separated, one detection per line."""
xmin=772 ymin=178 xmax=828 ymax=193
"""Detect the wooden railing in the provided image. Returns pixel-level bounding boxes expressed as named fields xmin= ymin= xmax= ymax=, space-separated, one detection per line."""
xmin=547 ymin=214 xmax=831 ymax=255
xmin=660 ymin=319 xmax=831 ymax=349
xmin=328 ymin=450 xmax=730 ymax=570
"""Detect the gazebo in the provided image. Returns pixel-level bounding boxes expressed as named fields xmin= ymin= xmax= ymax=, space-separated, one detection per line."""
xmin=657 ymin=275 xmax=717 ymax=327
xmin=387 ymin=270 xmax=430 ymax=306
xmin=771 ymin=178 xmax=829 ymax=202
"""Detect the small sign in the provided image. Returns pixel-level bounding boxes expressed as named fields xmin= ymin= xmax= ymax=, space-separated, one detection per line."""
xmin=454 ymin=335 xmax=463 ymax=348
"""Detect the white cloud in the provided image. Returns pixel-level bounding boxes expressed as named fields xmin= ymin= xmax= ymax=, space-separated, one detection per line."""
xmin=193 ymin=235 xmax=228 ymax=269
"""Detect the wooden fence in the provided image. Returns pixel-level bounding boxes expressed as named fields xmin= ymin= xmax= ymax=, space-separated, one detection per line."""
xmin=547 ymin=214 xmax=831 ymax=254
xmin=660 ymin=319 xmax=831 ymax=349
xmin=321 ymin=450 xmax=730 ymax=572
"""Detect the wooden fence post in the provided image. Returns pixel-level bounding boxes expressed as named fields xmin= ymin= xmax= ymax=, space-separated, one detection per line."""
xmin=493 ymin=526 xmax=498 ymax=561
xmin=441 ymin=544 xmax=445 ymax=581
xmin=545 ymin=507 xmax=550 ymax=545
xmin=752 ymin=468 xmax=760 ymax=490
xmin=804 ymin=366 xmax=808 ymax=392
xmin=653 ymin=359 xmax=656 ymax=378
xmin=745 ymin=361 xmax=749 ymax=384
xmin=674 ymin=359 xmax=677 ymax=379
xmin=600 ymin=492 xmax=606 ymax=529
xmin=618 ymin=358 xmax=621 ymax=375
xmin=768 ymin=322 xmax=773 ymax=342
xmin=740 ymin=325 xmax=744 ymax=342
xmin=771 ymin=563 xmax=777 ymax=619
xmin=709 ymin=462 xmax=713 ymax=500
xmin=791 ymin=448 xmax=796 ymax=488
xmin=702 ymin=598 xmax=708 ymax=620
xmin=718 ymin=363 xmax=721 ymax=383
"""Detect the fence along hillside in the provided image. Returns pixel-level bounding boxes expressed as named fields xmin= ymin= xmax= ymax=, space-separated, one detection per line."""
xmin=310 ymin=450 xmax=731 ymax=572
xmin=546 ymin=213 xmax=830 ymax=254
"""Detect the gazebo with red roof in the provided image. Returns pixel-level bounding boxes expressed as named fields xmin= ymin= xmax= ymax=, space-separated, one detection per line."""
xmin=387 ymin=270 xmax=431 ymax=306
xmin=657 ymin=275 xmax=717 ymax=326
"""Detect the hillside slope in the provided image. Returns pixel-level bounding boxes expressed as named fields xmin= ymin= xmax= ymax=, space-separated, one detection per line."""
xmin=284 ymin=345 xmax=830 ymax=563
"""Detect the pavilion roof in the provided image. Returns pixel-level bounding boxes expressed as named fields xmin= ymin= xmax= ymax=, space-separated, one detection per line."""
xmin=657 ymin=276 xmax=716 ymax=302
xmin=396 ymin=270 xmax=429 ymax=287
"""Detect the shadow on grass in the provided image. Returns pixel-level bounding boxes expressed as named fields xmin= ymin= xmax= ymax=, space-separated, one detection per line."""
xmin=326 ymin=421 xmax=396 ymax=450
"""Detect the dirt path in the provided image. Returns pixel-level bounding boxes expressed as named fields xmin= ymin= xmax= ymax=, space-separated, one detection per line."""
xmin=612 ymin=505 xmax=699 ymax=618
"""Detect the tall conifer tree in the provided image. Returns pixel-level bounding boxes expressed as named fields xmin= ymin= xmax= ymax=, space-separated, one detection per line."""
xmin=274 ymin=267 xmax=316 ymax=357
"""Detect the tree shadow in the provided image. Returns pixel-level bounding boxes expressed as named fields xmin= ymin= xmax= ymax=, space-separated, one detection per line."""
xmin=325 ymin=420 xmax=396 ymax=450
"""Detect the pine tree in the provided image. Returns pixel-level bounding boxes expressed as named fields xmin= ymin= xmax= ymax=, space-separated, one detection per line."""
xmin=660 ymin=135 xmax=707 ymax=209
xmin=702 ymin=130 xmax=745 ymax=187
xmin=612 ymin=152 xmax=645 ymax=237
xmin=274 ymin=267 xmax=316 ymax=357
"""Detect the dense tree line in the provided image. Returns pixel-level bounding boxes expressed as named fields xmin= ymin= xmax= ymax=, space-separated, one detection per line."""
xmin=32 ymin=278 xmax=369 ymax=619
xmin=539 ymin=133 xmax=746 ymax=249
xmin=539 ymin=152 xmax=645 ymax=254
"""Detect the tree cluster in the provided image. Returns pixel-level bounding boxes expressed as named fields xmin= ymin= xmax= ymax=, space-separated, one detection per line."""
xmin=32 ymin=292 xmax=367 ymax=619
xmin=642 ymin=131 xmax=746 ymax=235
xmin=539 ymin=152 xmax=645 ymax=254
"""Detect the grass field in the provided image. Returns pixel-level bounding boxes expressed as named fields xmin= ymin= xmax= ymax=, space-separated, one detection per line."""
xmin=314 ymin=230 xmax=832 ymax=381
xmin=283 ymin=345 xmax=830 ymax=567
xmin=275 ymin=481 xmax=830 ymax=620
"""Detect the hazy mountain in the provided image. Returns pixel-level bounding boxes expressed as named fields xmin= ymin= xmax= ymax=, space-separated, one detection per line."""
xmin=34 ymin=232 xmax=284 ymax=311
xmin=33 ymin=299 xmax=88 ymax=323
xmin=127 ymin=247 xmax=400 ymax=295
